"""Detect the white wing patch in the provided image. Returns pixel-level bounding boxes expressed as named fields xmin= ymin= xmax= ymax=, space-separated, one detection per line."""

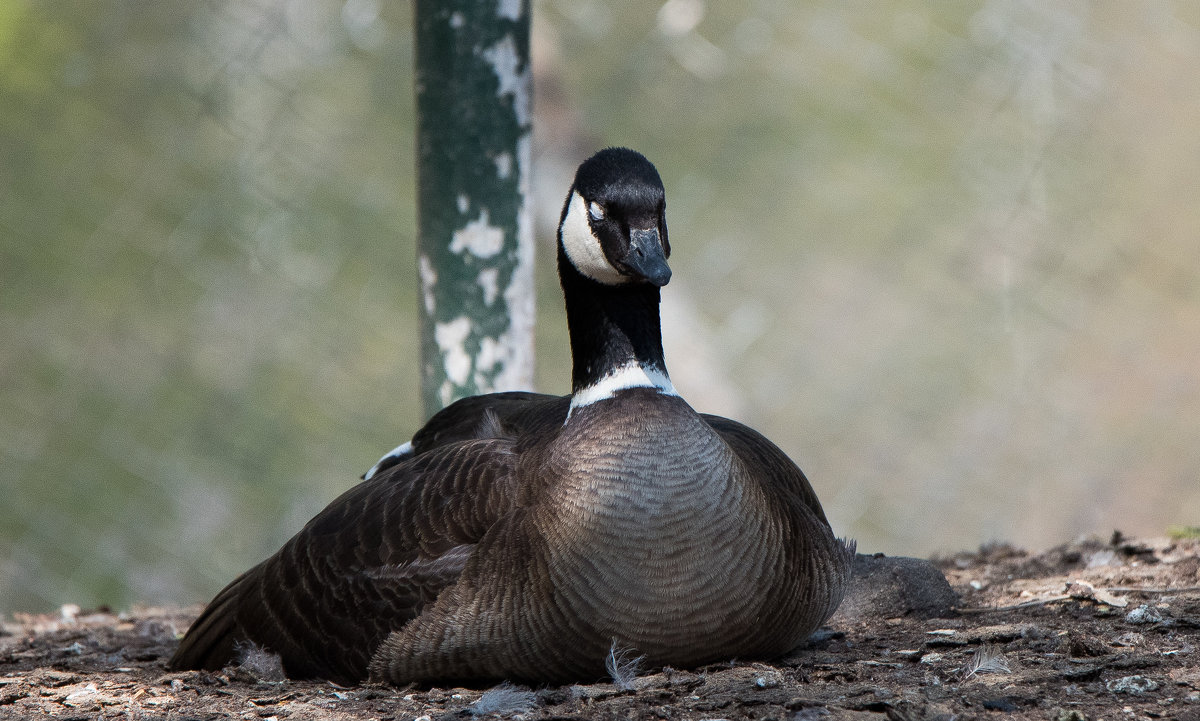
xmin=363 ymin=441 xmax=414 ymax=480
xmin=560 ymin=191 xmax=628 ymax=285
xmin=568 ymin=362 xmax=678 ymax=419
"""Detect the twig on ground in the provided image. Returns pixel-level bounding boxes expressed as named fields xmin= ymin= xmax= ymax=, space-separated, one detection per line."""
xmin=957 ymin=595 xmax=1071 ymax=613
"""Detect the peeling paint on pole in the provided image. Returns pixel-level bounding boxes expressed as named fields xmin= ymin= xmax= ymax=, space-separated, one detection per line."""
xmin=415 ymin=0 xmax=534 ymax=416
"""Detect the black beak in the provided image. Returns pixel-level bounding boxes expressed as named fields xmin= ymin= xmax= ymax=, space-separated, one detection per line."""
xmin=626 ymin=228 xmax=672 ymax=287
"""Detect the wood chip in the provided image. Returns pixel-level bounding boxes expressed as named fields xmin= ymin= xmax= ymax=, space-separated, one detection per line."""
xmin=1066 ymin=580 xmax=1129 ymax=608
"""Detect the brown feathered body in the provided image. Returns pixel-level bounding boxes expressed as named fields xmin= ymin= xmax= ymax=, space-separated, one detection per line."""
xmin=171 ymin=390 xmax=850 ymax=685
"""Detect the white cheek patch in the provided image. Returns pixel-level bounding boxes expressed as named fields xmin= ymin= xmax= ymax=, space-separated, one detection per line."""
xmin=561 ymin=191 xmax=628 ymax=285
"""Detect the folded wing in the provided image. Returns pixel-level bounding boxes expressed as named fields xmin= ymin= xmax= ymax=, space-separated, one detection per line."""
xmin=169 ymin=437 xmax=522 ymax=685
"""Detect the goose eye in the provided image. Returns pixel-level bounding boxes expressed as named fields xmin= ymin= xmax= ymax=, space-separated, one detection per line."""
xmin=588 ymin=201 xmax=605 ymax=221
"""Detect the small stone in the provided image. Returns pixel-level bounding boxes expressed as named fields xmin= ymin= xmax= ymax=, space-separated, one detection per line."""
xmin=63 ymin=683 xmax=99 ymax=707
xmin=1107 ymin=675 xmax=1159 ymax=695
xmin=1125 ymin=604 xmax=1164 ymax=624
xmin=754 ymin=671 xmax=781 ymax=688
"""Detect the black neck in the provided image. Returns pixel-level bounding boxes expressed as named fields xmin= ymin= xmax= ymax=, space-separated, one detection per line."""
xmin=557 ymin=247 xmax=668 ymax=393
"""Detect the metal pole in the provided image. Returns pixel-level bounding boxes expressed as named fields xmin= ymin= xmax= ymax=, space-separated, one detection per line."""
xmin=414 ymin=0 xmax=534 ymax=416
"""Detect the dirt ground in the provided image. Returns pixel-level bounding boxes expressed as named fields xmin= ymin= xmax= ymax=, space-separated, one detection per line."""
xmin=3 ymin=534 xmax=1199 ymax=721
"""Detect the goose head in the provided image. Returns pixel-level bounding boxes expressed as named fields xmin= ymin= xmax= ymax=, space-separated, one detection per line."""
xmin=557 ymin=147 xmax=672 ymax=288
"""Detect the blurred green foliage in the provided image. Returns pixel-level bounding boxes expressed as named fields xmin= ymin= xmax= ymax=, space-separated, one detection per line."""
xmin=3 ymin=0 xmax=1200 ymax=613
xmin=1 ymin=0 xmax=427 ymax=611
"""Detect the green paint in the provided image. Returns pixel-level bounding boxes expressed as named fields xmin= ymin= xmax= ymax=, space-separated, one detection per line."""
xmin=414 ymin=0 xmax=534 ymax=417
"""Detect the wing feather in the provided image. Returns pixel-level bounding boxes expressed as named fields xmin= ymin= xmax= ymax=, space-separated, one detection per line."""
xmin=170 ymin=437 xmax=521 ymax=685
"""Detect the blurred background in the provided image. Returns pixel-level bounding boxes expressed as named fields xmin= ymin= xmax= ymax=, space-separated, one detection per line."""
xmin=3 ymin=0 xmax=1199 ymax=614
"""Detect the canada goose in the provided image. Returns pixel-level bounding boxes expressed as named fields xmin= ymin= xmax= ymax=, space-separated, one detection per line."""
xmin=169 ymin=147 xmax=853 ymax=686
